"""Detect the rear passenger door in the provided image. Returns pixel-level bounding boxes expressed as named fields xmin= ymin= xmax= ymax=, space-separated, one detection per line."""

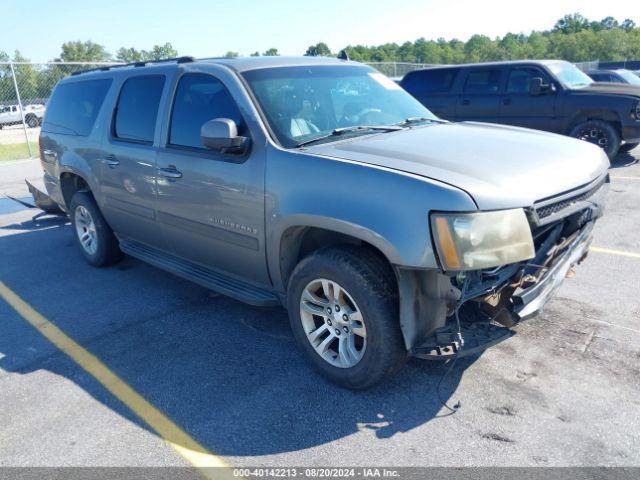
xmin=99 ymin=74 xmax=166 ymax=248
xmin=500 ymin=67 xmax=558 ymax=132
xmin=455 ymin=68 xmax=504 ymax=123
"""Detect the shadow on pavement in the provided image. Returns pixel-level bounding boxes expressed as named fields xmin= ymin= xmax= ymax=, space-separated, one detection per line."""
xmin=0 ymin=217 xmax=481 ymax=457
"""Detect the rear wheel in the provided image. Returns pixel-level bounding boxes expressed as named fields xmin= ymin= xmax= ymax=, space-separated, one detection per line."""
xmin=619 ymin=142 xmax=639 ymax=154
xmin=70 ymin=191 xmax=122 ymax=267
xmin=569 ymin=120 xmax=620 ymax=158
xmin=287 ymin=246 xmax=407 ymax=389
xmin=26 ymin=115 xmax=38 ymax=128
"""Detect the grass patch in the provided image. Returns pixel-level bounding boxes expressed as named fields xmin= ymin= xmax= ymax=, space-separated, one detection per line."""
xmin=0 ymin=142 xmax=39 ymax=161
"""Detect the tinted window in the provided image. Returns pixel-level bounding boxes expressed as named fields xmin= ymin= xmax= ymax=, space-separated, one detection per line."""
xmin=610 ymin=74 xmax=624 ymax=83
xmin=463 ymin=69 xmax=502 ymax=94
xmin=507 ymin=68 xmax=548 ymax=94
xmin=42 ymin=79 xmax=112 ymax=136
xmin=589 ymin=73 xmax=607 ymax=82
xmin=402 ymin=69 xmax=456 ymax=94
xmin=114 ymin=75 xmax=165 ymax=143
xmin=170 ymin=74 xmax=244 ymax=149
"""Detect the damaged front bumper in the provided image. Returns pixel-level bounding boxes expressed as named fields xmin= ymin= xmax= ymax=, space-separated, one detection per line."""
xmin=407 ymin=176 xmax=607 ymax=360
xmin=513 ymin=220 xmax=593 ymax=320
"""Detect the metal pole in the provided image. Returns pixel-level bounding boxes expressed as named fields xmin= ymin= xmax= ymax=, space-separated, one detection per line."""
xmin=9 ymin=61 xmax=34 ymax=159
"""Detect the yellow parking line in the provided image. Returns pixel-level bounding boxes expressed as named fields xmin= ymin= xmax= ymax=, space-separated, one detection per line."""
xmin=610 ymin=175 xmax=640 ymax=180
xmin=590 ymin=246 xmax=640 ymax=259
xmin=0 ymin=281 xmax=233 ymax=479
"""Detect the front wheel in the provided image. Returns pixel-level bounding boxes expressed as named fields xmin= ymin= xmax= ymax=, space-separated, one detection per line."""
xmin=287 ymin=246 xmax=407 ymax=389
xmin=569 ymin=120 xmax=621 ymax=158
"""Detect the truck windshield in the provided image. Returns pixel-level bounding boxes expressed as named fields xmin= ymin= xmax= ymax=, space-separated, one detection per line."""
xmin=616 ymin=70 xmax=640 ymax=86
xmin=242 ymin=65 xmax=437 ymax=148
xmin=547 ymin=62 xmax=594 ymax=89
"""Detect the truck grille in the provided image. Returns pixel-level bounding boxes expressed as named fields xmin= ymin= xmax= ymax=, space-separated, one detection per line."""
xmin=535 ymin=176 xmax=606 ymax=220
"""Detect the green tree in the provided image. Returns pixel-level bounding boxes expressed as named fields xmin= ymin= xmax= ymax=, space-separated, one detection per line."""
xmin=116 ymin=47 xmax=144 ymax=63
xmin=116 ymin=43 xmax=179 ymax=62
xmin=12 ymin=51 xmax=39 ymax=101
xmin=553 ymin=13 xmax=590 ymax=34
xmin=224 ymin=51 xmax=239 ymax=58
xmin=142 ymin=43 xmax=179 ymax=60
xmin=304 ymin=42 xmax=331 ymax=56
xmin=263 ymin=48 xmax=279 ymax=56
xmin=57 ymin=40 xmax=111 ymax=62
xmin=250 ymin=51 xmax=260 ymax=57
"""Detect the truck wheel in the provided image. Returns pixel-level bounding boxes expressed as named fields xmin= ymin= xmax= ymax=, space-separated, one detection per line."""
xmin=619 ymin=142 xmax=638 ymax=154
xmin=287 ymin=245 xmax=407 ymax=389
xmin=69 ymin=191 xmax=122 ymax=267
xmin=26 ymin=115 xmax=38 ymax=128
xmin=570 ymin=120 xmax=620 ymax=158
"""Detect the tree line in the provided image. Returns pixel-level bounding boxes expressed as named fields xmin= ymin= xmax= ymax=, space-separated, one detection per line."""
xmin=1 ymin=13 xmax=639 ymax=102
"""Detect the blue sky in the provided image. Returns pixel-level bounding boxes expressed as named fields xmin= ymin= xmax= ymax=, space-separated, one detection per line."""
xmin=1 ymin=0 xmax=638 ymax=61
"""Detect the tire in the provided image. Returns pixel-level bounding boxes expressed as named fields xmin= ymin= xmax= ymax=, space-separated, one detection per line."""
xmin=69 ymin=191 xmax=123 ymax=267
xmin=619 ymin=142 xmax=639 ymax=154
xmin=287 ymin=245 xmax=407 ymax=389
xmin=26 ymin=115 xmax=38 ymax=128
xmin=569 ymin=120 xmax=620 ymax=158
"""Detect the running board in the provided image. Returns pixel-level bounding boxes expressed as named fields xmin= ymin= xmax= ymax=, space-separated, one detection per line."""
xmin=411 ymin=322 xmax=513 ymax=360
xmin=119 ymin=240 xmax=280 ymax=307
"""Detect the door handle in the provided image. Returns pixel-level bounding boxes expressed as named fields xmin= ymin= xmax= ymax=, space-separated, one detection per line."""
xmin=103 ymin=154 xmax=119 ymax=168
xmin=158 ymin=166 xmax=183 ymax=179
xmin=503 ymin=98 xmax=512 ymax=106
xmin=461 ymin=99 xmax=470 ymax=106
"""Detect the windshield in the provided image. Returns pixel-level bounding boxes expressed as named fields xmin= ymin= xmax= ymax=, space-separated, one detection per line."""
xmin=547 ymin=62 xmax=594 ymax=89
xmin=616 ymin=70 xmax=640 ymax=86
xmin=242 ymin=65 xmax=437 ymax=148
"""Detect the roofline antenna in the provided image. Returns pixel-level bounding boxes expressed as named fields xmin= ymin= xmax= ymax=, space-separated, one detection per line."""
xmin=337 ymin=49 xmax=349 ymax=61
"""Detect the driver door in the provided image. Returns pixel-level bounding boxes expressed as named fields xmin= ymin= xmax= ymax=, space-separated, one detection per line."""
xmin=500 ymin=67 xmax=558 ymax=132
xmin=155 ymin=72 xmax=270 ymax=286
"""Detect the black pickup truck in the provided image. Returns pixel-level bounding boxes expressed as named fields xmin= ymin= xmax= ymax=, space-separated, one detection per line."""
xmin=401 ymin=60 xmax=640 ymax=157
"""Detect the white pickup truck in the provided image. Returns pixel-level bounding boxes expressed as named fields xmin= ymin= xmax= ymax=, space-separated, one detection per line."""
xmin=0 ymin=104 xmax=45 ymax=129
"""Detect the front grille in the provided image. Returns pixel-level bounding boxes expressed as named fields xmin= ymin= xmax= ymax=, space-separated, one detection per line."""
xmin=535 ymin=177 xmax=605 ymax=220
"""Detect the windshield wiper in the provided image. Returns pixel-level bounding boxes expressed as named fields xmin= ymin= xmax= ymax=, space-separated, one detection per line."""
xmin=395 ymin=116 xmax=446 ymax=126
xmin=296 ymin=125 xmax=402 ymax=148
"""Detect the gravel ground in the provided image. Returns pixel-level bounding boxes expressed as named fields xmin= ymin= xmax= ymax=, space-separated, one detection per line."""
xmin=0 ymin=149 xmax=638 ymax=471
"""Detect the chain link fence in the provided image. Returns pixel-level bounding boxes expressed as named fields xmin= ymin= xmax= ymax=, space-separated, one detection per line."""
xmin=0 ymin=62 xmax=121 ymax=160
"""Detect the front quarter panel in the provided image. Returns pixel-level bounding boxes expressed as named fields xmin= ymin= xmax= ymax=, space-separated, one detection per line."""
xmin=266 ymin=147 xmax=477 ymax=291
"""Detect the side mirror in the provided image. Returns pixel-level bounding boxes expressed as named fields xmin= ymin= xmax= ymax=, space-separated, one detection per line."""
xmin=529 ymin=77 xmax=544 ymax=96
xmin=200 ymin=118 xmax=249 ymax=154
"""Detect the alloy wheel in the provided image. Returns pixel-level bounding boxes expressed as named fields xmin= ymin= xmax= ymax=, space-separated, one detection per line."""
xmin=74 ymin=205 xmax=98 ymax=255
xmin=299 ymin=278 xmax=367 ymax=368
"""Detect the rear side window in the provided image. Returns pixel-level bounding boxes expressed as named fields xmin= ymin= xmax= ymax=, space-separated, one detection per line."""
xmin=42 ymin=79 xmax=112 ymax=136
xmin=169 ymin=73 xmax=244 ymax=149
xmin=113 ymin=75 xmax=165 ymax=143
xmin=463 ymin=69 xmax=502 ymax=94
xmin=402 ymin=69 xmax=456 ymax=95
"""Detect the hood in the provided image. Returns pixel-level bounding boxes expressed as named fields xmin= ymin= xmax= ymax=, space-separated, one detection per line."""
xmin=306 ymin=122 xmax=610 ymax=210
xmin=573 ymin=83 xmax=640 ymax=98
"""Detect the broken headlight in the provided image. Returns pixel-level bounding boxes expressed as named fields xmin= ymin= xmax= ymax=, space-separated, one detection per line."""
xmin=431 ymin=209 xmax=535 ymax=271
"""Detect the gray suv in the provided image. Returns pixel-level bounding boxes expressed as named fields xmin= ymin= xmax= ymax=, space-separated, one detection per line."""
xmin=38 ymin=56 xmax=609 ymax=389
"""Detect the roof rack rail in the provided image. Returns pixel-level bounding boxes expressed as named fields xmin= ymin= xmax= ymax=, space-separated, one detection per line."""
xmin=71 ymin=56 xmax=196 ymax=76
